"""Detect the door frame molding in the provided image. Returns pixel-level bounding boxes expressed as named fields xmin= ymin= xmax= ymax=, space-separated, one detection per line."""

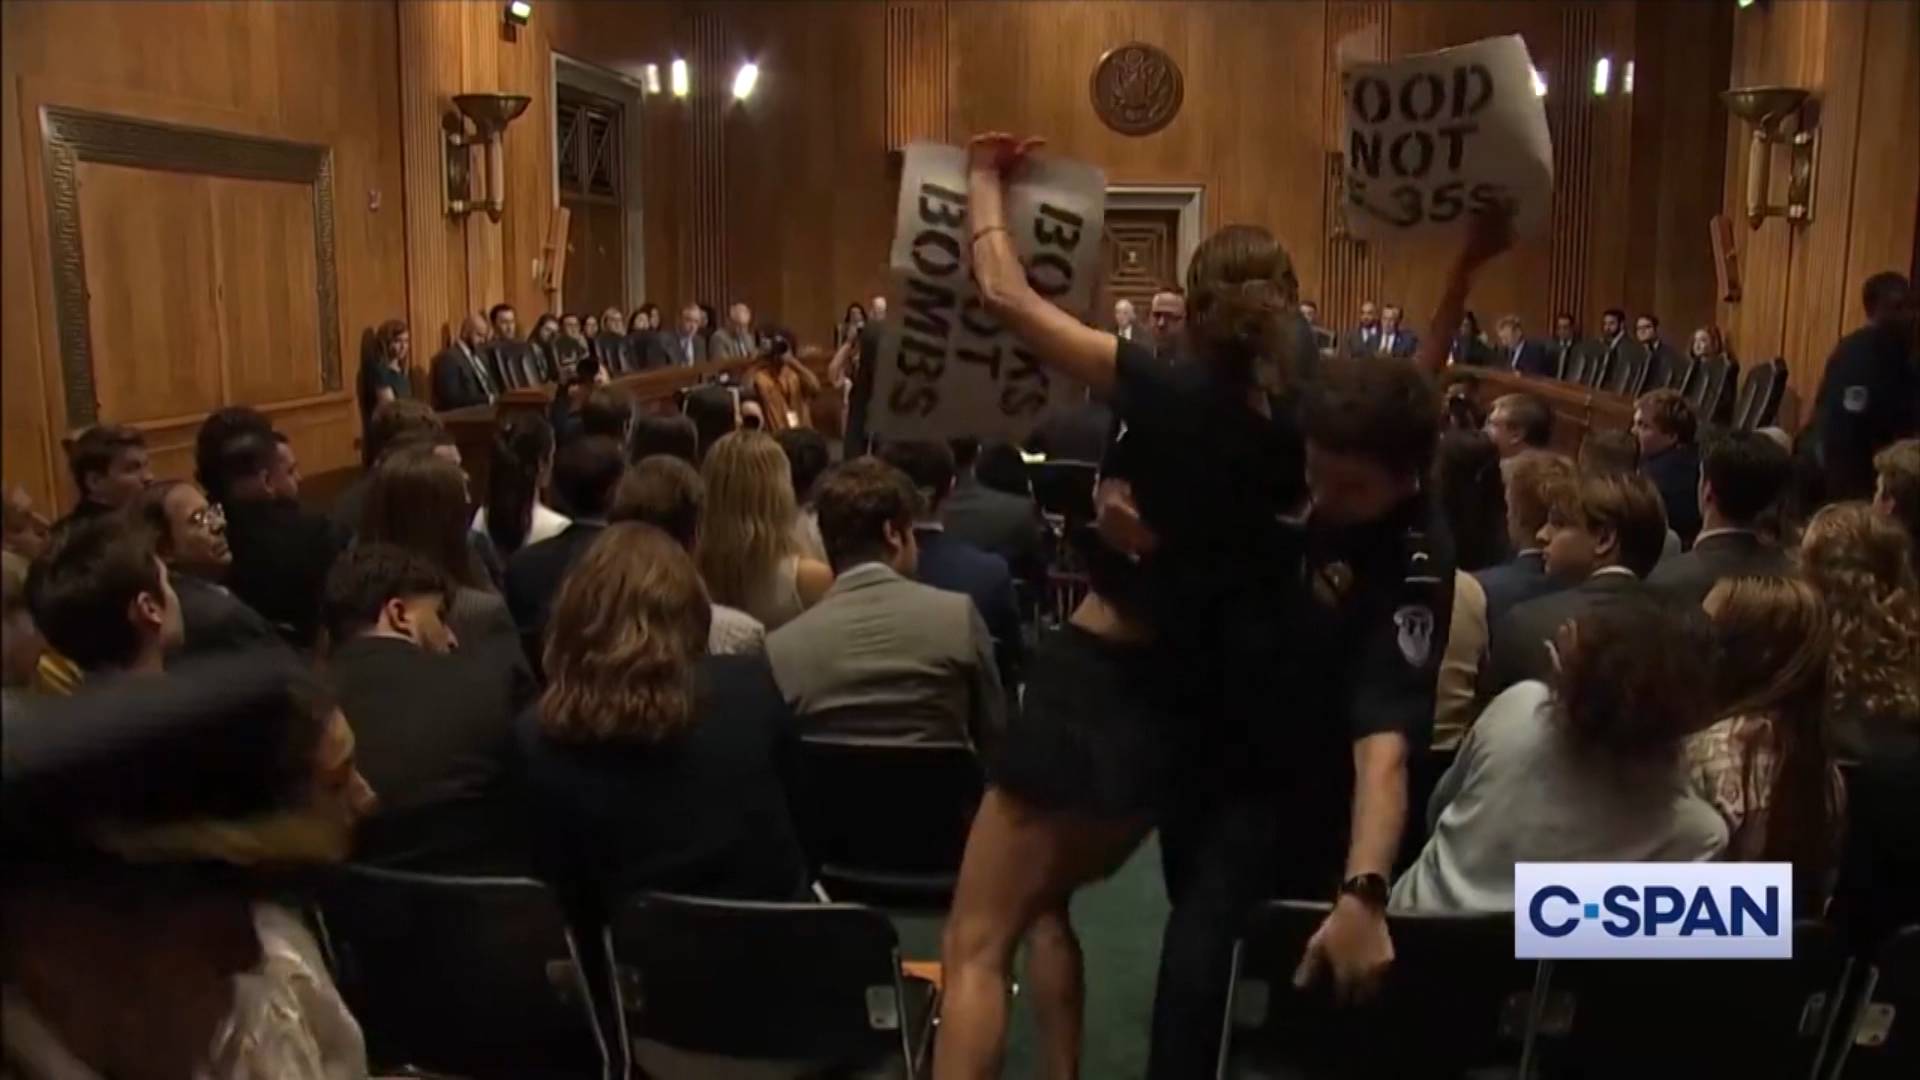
xmin=1105 ymin=183 xmax=1205 ymax=284
xmin=551 ymin=52 xmax=648 ymax=311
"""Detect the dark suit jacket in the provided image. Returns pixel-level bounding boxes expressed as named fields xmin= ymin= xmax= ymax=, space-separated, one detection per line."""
xmin=1378 ymin=329 xmax=1420 ymax=359
xmin=1505 ymin=340 xmax=1555 ymax=378
xmin=431 ymin=343 xmax=494 ymax=410
xmin=1484 ymin=571 xmax=1643 ymax=696
xmin=1026 ymin=399 xmax=1115 ymax=464
xmin=517 ymin=653 xmax=811 ymax=920
xmin=1473 ymin=550 xmax=1562 ymax=630
xmin=1645 ymin=529 xmax=1792 ymax=608
xmin=648 ymin=331 xmax=708 ymax=368
xmin=222 ymin=497 xmax=343 ymax=649
xmin=331 ymin=635 xmax=529 ymax=875
xmin=1642 ymin=341 xmax=1683 ymax=392
xmin=503 ymin=521 xmax=605 ymax=661
xmin=914 ymin=526 xmax=1025 ymax=685
xmin=169 ymin=571 xmax=281 ymax=661
xmin=941 ymin=475 xmax=1047 ymax=592
xmin=1642 ymin=442 xmax=1702 ymax=548
xmin=1345 ymin=325 xmax=1383 ymax=358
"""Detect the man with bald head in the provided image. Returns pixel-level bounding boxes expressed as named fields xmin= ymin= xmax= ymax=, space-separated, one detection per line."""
xmin=430 ymin=313 xmax=498 ymax=410
xmin=647 ymin=303 xmax=711 ymax=367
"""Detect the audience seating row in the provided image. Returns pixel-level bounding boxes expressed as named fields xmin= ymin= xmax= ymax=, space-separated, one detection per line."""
xmin=1220 ymin=901 xmax=1917 ymax=1080
xmin=313 ymin=866 xmax=937 ymax=1080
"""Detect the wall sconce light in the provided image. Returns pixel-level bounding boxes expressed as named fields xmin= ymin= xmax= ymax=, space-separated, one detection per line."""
xmin=1722 ymin=85 xmax=1818 ymax=228
xmin=732 ymin=62 xmax=760 ymax=101
xmin=444 ymin=92 xmax=531 ymax=223
xmin=1623 ymin=60 xmax=1635 ymax=94
xmin=1530 ymin=67 xmax=1548 ymax=98
xmin=642 ymin=63 xmax=663 ymax=95
xmin=503 ymin=1 xmax=531 ymax=28
xmin=1591 ymin=56 xmax=1612 ymax=96
xmin=670 ymin=58 xmax=690 ymax=98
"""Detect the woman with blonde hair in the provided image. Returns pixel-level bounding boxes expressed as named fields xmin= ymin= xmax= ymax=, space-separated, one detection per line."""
xmin=1800 ymin=502 xmax=1920 ymax=761
xmin=696 ymin=430 xmax=831 ymax=629
xmin=1687 ymin=577 xmax=1844 ymax=903
xmin=516 ymin=523 xmax=809 ymax=920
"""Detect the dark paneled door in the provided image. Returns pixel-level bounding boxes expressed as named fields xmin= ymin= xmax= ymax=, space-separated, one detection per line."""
xmin=1104 ymin=206 xmax=1181 ymax=323
xmin=557 ymin=84 xmax=625 ymax=318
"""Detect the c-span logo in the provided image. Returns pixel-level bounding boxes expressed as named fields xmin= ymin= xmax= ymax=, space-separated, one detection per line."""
xmin=1514 ymin=863 xmax=1793 ymax=959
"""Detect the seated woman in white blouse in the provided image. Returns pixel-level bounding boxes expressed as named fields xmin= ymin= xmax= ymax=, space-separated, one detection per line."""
xmin=1393 ymin=591 xmax=1728 ymax=913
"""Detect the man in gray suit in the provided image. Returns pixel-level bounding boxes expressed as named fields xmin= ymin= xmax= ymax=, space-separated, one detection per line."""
xmin=647 ymin=303 xmax=709 ymax=367
xmin=766 ymin=457 xmax=1005 ymax=748
xmin=1647 ymin=431 xmax=1793 ymax=607
xmin=710 ymin=300 xmax=761 ymax=361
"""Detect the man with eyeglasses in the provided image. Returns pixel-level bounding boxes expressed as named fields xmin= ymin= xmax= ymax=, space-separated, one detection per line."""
xmin=139 ymin=479 xmax=283 ymax=659
xmin=1149 ymin=286 xmax=1188 ymax=363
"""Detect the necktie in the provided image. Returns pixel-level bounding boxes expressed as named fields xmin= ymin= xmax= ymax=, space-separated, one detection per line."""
xmin=469 ymin=347 xmax=496 ymax=398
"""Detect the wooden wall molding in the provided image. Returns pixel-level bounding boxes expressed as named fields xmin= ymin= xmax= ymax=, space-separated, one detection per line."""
xmin=1320 ymin=0 xmax=1387 ymax=327
xmin=685 ymin=7 xmax=729 ymax=305
xmin=38 ymin=106 xmax=341 ymax=426
xmin=886 ymin=0 xmax=948 ymax=150
xmin=397 ymin=0 xmax=462 ymax=348
xmin=1546 ymin=1 xmax=1599 ymax=330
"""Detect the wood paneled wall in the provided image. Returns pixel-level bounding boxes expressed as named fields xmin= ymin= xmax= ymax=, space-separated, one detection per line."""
xmin=1 ymin=0 xmax=407 ymax=509
xmin=1717 ymin=0 xmax=1920 ymax=421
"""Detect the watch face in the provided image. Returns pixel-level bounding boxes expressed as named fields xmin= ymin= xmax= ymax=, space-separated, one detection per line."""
xmin=1341 ymin=873 xmax=1390 ymax=906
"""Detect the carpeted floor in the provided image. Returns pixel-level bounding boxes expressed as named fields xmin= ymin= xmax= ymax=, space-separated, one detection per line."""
xmin=892 ymin=833 xmax=1171 ymax=1078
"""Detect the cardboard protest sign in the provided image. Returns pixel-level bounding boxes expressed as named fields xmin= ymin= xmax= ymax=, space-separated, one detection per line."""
xmin=1339 ymin=34 xmax=1553 ymax=241
xmin=870 ymin=142 xmax=1106 ymax=442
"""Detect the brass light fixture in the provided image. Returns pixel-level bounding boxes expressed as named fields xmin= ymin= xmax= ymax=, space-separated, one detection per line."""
xmin=444 ymin=92 xmax=531 ymax=223
xmin=1721 ymin=85 xmax=1817 ymax=229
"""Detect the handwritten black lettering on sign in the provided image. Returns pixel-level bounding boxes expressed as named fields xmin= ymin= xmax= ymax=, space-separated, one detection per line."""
xmin=876 ymin=143 xmax=1106 ymax=441
xmin=1338 ymin=35 xmax=1554 ymax=242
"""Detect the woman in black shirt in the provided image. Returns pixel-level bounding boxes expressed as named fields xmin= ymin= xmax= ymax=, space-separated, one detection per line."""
xmin=938 ymin=134 xmax=1317 ymax=1079
xmin=516 ymin=522 xmax=809 ymax=924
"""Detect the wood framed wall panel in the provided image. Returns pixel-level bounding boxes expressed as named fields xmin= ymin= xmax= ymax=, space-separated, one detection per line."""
xmin=1843 ymin=0 xmax=1920 ymax=329
xmin=210 ymin=175 xmax=325 ymax=406
xmin=886 ymin=0 xmax=947 ymax=150
xmin=1547 ymin=1 xmax=1597 ymax=333
xmin=686 ymin=8 xmax=729 ymax=306
xmin=1318 ymin=1 xmax=1386 ymax=330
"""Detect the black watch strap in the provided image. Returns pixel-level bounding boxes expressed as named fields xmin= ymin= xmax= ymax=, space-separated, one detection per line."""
xmin=1338 ymin=872 xmax=1390 ymax=909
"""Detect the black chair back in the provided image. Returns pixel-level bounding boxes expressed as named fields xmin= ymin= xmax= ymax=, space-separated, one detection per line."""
xmin=1701 ymin=355 xmax=1739 ymax=427
xmin=1604 ymin=343 xmax=1649 ymax=397
xmin=1531 ymin=919 xmax=1848 ymax=1079
xmin=610 ymin=892 xmax=927 ymax=1075
xmin=316 ymin=865 xmax=611 ymax=1079
xmin=793 ymin=733 xmax=983 ymax=905
xmin=1029 ymin=459 xmax=1099 ymax=529
xmin=1559 ymin=345 xmax=1591 ymax=386
xmin=1752 ymin=357 xmax=1789 ymax=429
xmin=1662 ymin=353 xmax=1698 ymax=396
xmin=1219 ymin=900 xmax=1531 ymax=1079
xmin=1833 ymin=925 xmax=1920 ymax=1079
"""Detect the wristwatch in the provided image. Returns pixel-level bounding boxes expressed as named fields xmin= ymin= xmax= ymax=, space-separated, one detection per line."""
xmin=1337 ymin=872 xmax=1390 ymax=911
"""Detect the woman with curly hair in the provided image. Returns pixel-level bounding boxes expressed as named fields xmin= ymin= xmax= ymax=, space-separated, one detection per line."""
xmin=1800 ymin=502 xmax=1920 ymax=762
xmin=1393 ymin=591 xmax=1728 ymax=913
xmin=515 ymin=523 xmax=809 ymax=922
xmin=1687 ymin=577 xmax=1845 ymax=905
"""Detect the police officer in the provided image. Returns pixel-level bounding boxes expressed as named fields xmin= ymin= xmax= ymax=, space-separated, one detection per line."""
xmin=1813 ymin=272 xmax=1918 ymax=501
xmin=1148 ymin=358 xmax=1455 ymax=1077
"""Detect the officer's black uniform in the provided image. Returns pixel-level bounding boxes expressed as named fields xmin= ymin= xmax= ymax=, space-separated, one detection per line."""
xmin=1148 ymin=492 xmax=1455 ymax=1078
xmin=1812 ymin=318 xmax=1918 ymax=501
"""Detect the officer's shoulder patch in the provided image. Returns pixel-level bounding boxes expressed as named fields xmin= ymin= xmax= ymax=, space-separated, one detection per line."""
xmin=1393 ymin=604 xmax=1436 ymax=667
xmin=1842 ymin=385 xmax=1870 ymax=414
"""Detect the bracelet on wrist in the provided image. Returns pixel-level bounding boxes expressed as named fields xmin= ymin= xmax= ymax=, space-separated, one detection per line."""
xmin=970 ymin=225 xmax=1011 ymax=246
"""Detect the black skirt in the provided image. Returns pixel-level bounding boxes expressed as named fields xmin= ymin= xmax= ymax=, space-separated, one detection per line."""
xmin=986 ymin=625 xmax=1185 ymax=820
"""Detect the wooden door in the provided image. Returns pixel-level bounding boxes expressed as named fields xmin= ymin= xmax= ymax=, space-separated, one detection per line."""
xmin=557 ymin=84 xmax=625 ymax=317
xmin=1103 ymin=206 xmax=1181 ymax=323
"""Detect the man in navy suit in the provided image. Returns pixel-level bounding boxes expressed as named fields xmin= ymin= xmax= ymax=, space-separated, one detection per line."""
xmin=1377 ymin=303 xmax=1420 ymax=358
xmin=1474 ymin=449 xmax=1576 ymax=629
xmin=1344 ymin=298 xmax=1382 ymax=358
xmin=503 ymin=435 xmax=625 ymax=671
xmin=1494 ymin=315 xmax=1554 ymax=378
xmin=880 ymin=439 xmax=1025 ymax=688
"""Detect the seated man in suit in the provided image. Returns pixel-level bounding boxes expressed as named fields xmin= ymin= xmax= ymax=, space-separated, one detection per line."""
xmin=1494 ymin=315 xmax=1554 ymax=377
xmin=711 ymin=301 xmax=761 ymax=361
xmin=429 ymin=314 xmax=498 ymax=410
xmin=1483 ymin=470 xmax=1667 ymax=695
xmin=881 ymin=439 xmax=1026 ymax=687
xmin=1635 ymin=313 xmax=1682 ymax=392
xmin=592 ymin=307 xmax=637 ymax=374
xmin=649 ymin=302 xmax=710 ymax=368
xmin=330 ymin=399 xmax=445 ymax=535
xmin=138 ymin=480 xmax=279 ymax=660
xmin=1548 ymin=313 xmax=1581 ymax=378
xmin=1475 ymin=449 xmax=1577 ymax=627
xmin=213 ymin=428 xmax=342 ymax=648
xmin=1647 ymin=430 xmax=1793 ymax=605
xmin=1345 ymin=298 xmax=1382 ymax=358
xmin=1482 ymin=392 xmax=1554 ymax=459
xmin=1592 ymin=307 xmax=1631 ymax=386
xmin=1376 ymin=303 xmax=1420 ymax=359
xmin=323 ymin=543 xmax=528 ymax=875
xmin=766 ymin=457 xmax=1005 ymax=747
xmin=484 ymin=302 xmax=542 ymax=390
xmin=504 ymin=434 xmax=626 ymax=659
xmin=59 ymin=424 xmax=155 ymax=528
xmin=943 ymin=437 xmax=1047 ymax=596
xmin=1634 ymin=388 xmax=1703 ymax=548
xmin=26 ymin=515 xmax=185 ymax=685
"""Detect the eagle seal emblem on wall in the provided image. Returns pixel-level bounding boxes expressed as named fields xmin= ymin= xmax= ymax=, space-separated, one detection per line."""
xmin=1090 ymin=42 xmax=1183 ymax=137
